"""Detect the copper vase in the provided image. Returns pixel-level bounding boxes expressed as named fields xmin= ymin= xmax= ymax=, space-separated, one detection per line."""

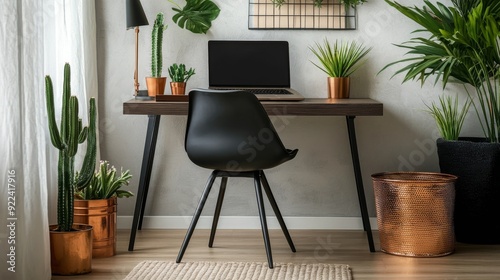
xmin=372 ymin=172 xmax=457 ymax=257
xmin=74 ymin=197 xmax=117 ymax=258
xmin=327 ymin=77 xmax=350 ymax=99
xmin=50 ymin=224 xmax=93 ymax=275
xmin=145 ymin=77 xmax=167 ymax=96
xmin=170 ymin=82 xmax=187 ymax=95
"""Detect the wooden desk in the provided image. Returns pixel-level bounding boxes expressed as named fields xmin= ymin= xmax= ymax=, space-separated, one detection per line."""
xmin=123 ymin=98 xmax=383 ymax=253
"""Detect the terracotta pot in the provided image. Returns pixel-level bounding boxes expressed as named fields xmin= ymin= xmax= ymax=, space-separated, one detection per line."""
xmin=327 ymin=77 xmax=350 ymax=99
xmin=145 ymin=77 xmax=167 ymax=96
xmin=170 ymin=82 xmax=187 ymax=95
xmin=50 ymin=224 xmax=93 ymax=275
xmin=74 ymin=197 xmax=117 ymax=258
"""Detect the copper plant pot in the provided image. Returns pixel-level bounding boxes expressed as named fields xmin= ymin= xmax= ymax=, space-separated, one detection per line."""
xmin=170 ymin=82 xmax=187 ymax=95
xmin=74 ymin=197 xmax=117 ymax=258
xmin=50 ymin=224 xmax=93 ymax=275
xmin=327 ymin=77 xmax=350 ymax=99
xmin=145 ymin=77 xmax=167 ymax=96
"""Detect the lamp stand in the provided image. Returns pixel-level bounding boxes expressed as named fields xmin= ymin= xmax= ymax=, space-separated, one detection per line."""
xmin=133 ymin=26 xmax=151 ymax=100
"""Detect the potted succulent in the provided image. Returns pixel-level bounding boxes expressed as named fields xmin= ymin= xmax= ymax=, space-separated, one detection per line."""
xmin=146 ymin=13 xmax=167 ymax=97
xmin=168 ymin=63 xmax=195 ymax=95
xmin=382 ymin=0 xmax=500 ymax=243
xmin=45 ymin=63 xmax=96 ymax=275
xmin=309 ymin=39 xmax=371 ymax=98
xmin=74 ymin=161 xmax=133 ymax=258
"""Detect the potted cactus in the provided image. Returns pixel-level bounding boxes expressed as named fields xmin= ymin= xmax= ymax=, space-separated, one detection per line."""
xmin=146 ymin=13 xmax=167 ymax=97
xmin=168 ymin=63 xmax=195 ymax=95
xmin=45 ymin=63 xmax=96 ymax=275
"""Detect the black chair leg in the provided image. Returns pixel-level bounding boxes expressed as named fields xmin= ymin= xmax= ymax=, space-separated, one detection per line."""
xmin=209 ymin=177 xmax=228 ymax=248
xmin=176 ymin=171 xmax=218 ymax=263
xmin=254 ymin=171 xmax=274 ymax=269
xmin=260 ymin=171 xmax=296 ymax=253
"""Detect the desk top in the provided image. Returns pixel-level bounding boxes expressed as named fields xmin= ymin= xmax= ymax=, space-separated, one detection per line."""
xmin=123 ymin=98 xmax=383 ymax=116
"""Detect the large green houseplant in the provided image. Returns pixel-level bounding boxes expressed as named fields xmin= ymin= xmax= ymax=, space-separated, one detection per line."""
xmin=382 ymin=0 xmax=500 ymax=243
xmin=310 ymin=39 xmax=371 ymax=98
xmin=46 ymin=63 xmax=96 ymax=274
xmin=74 ymin=161 xmax=133 ymax=258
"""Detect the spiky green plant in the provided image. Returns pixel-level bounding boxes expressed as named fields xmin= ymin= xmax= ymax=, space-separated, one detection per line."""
xmin=168 ymin=63 xmax=195 ymax=82
xmin=309 ymin=39 xmax=371 ymax=77
xmin=426 ymin=96 xmax=471 ymax=141
xmin=381 ymin=0 xmax=500 ymax=142
xmin=45 ymin=63 xmax=97 ymax=232
xmin=76 ymin=161 xmax=133 ymax=200
xmin=151 ymin=13 xmax=167 ymax=77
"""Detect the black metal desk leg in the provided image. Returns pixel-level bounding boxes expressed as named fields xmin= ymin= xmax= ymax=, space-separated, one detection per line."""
xmin=128 ymin=115 xmax=161 ymax=251
xmin=346 ymin=116 xmax=375 ymax=252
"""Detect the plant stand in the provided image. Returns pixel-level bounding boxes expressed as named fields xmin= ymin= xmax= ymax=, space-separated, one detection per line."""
xmin=372 ymin=172 xmax=457 ymax=257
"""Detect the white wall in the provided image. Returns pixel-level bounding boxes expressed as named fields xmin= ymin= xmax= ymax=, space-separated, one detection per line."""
xmin=96 ymin=0 xmax=479 ymax=227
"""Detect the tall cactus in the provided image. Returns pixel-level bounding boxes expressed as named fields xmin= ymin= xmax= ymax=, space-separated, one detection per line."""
xmin=45 ymin=63 xmax=97 ymax=232
xmin=151 ymin=13 xmax=166 ymax=77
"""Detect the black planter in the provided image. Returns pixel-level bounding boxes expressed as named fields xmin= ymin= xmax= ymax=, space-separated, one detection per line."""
xmin=436 ymin=138 xmax=500 ymax=244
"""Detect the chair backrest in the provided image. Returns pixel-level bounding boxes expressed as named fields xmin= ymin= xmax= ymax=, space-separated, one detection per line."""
xmin=185 ymin=89 xmax=297 ymax=172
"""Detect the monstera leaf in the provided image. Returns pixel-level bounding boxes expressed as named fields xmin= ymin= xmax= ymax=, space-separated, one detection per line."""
xmin=171 ymin=0 xmax=220 ymax=34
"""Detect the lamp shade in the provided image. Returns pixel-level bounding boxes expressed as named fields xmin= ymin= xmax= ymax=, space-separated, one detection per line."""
xmin=126 ymin=0 xmax=149 ymax=29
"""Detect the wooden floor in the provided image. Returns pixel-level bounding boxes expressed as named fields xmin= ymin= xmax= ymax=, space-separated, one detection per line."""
xmin=52 ymin=229 xmax=500 ymax=279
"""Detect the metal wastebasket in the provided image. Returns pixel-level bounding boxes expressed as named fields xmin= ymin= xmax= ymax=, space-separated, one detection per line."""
xmin=371 ymin=172 xmax=457 ymax=257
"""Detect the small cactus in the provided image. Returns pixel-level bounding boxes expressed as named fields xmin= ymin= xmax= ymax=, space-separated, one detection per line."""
xmin=45 ymin=63 xmax=97 ymax=232
xmin=151 ymin=13 xmax=167 ymax=77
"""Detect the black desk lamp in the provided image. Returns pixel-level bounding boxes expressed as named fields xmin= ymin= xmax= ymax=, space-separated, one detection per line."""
xmin=126 ymin=0 xmax=149 ymax=98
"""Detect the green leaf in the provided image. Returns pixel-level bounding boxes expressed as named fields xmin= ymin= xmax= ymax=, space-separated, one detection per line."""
xmin=171 ymin=0 xmax=220 ymax=34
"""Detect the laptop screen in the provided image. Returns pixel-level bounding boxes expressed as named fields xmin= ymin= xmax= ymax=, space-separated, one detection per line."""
xmin=208 ymin=40 xmax=291 ymax=88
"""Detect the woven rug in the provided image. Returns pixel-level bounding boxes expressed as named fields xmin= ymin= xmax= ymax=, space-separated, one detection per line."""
xmin=124 ymin=261 xmax=352 ymax=280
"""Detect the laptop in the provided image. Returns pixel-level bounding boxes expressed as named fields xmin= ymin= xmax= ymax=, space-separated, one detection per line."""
xmin=208 ymin=40 xmax=304 ymax=101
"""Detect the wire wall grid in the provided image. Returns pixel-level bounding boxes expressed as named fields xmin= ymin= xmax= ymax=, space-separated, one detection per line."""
xmin=248 ymin=0 xmax=357 ymax=30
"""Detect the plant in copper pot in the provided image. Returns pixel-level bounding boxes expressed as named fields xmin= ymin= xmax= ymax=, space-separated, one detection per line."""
xmin=310 ymin=39 xmax=371 ymax=99
xmin=168 ymin=63 xmax=195 ymax=95
xmin=146 ymin=12 xmax=168 ymax=97
xmin=74 ymin=161 xmax=133 ymax=258
xmin=45 ymin=63 xmax=96 ymax=275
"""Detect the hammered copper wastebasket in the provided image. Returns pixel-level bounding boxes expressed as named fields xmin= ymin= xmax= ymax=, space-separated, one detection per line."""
xmin=372 ymin=172 xmax=457 ymax=257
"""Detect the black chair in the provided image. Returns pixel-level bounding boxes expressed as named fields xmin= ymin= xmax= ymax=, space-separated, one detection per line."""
xmin=176 ymin=89 xmax=298 ymax=268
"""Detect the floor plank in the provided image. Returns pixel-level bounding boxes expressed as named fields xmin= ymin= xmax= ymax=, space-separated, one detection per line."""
xmin=52 ymin=229 xmax=500 ymax=279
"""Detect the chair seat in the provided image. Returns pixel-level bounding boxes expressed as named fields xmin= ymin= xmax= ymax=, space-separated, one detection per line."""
xmin=190 ymin=148 xmax=298 ymax=172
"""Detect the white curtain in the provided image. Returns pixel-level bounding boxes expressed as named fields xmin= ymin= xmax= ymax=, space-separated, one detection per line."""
xmin=0 ymin=0 xmax=98 ymax=279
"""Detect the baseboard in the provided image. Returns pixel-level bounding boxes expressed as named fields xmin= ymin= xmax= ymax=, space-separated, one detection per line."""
xmin=117 ymin=216 xmax=378 ymax=230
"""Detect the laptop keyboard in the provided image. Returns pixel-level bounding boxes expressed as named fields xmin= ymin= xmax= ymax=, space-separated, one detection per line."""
xmin=213 ymin=88 xmax=292 ymax=95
